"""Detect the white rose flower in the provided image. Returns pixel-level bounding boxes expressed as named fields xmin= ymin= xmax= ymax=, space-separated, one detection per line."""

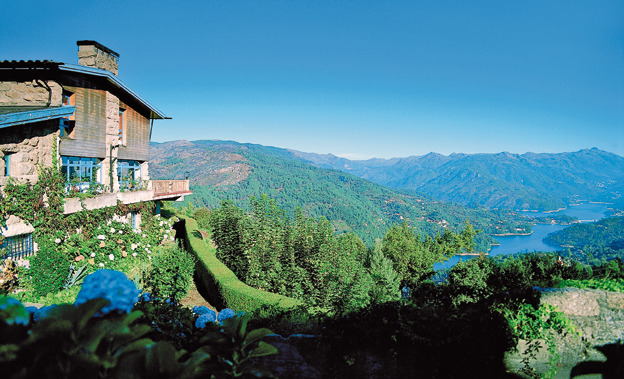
xmin=110 ymin=228 xmax=115 ymax=234
xmin=54 ymin=238 xmax=61 ymax=244
xmin=132 ymin=252 xmax=137 ymax=257
xmin=109 ymin=254 xmax=115 ymax=261
xmin=97 ymin=235 xmax=105 ymax=240
xmin=90 ymin=253 xmax=96 ymax=258
xmin=99 ymin=263 xmax=105 ymax=267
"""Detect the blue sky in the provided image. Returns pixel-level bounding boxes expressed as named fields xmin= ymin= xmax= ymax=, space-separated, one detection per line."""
xmin=2 ymin=1 xmax=623 ymax=159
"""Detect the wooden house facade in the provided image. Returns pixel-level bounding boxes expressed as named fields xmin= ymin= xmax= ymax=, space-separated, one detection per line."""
xmin=0 ymin=41 xmax=191 ymax=258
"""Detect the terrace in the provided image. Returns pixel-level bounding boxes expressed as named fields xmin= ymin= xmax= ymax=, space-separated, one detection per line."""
xmin=63 ymin=179 xmax=192 ymax=214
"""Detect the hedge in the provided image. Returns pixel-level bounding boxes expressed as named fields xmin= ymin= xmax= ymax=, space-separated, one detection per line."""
xmin=179 ymin=215 xmax=302 ymax=314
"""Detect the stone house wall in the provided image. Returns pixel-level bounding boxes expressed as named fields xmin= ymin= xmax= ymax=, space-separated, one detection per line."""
xmin=0 ymin=121 xmax=58 ymax=186
xmin=0 ymin=80 xmax=63 ymax=107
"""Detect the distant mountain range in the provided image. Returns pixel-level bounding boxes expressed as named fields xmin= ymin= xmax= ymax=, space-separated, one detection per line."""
xmin=292 ymin=148 xmax=624 ymax=211
xmin=149 ymin=140 xmax=531 ymax=249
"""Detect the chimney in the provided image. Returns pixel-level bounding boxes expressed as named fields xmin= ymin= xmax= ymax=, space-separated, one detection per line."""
xmin=76 ymin=40 xmax=119 ymax=76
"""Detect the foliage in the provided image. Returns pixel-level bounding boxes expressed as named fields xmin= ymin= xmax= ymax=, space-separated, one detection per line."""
xmin=545 ymin=216 xmax=624 ymax=250
xmin=0 ymin=269 xmax=278 ymax=378
xmin=198 ymin=315 xmax=278 ymax=378
xmin=316 ymin=299 xmax=515 ymax=378
xmin=180 ymin=214 xmax=302 ymax=314
xmin=143 ymin=243 xmax=195 ymax=301
xmin=28 ymin=241 xmax=72 ymax=297
xmin=496 ymin=302 xmax=576 ymax=378
xmin=133 ymin=295 xmax=198 ymax=350
xmin=555 ymin=278 xmax=624 ymax=292
xmin=206 ymin=196 xmax=375 ymax=312
xmin=381 ymin=221 xmax=474 ymax=287
xmin=0 ymin=258 xmax=20 ymax=295
xmin=367 ymin=239 xmax=401 ymax=303
xmin=446 ymin=254 xmax=493 ymax=306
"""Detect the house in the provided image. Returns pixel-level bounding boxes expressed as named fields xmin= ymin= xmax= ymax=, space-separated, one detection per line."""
xmin=0 ymin=40 xmax=192 ymax=258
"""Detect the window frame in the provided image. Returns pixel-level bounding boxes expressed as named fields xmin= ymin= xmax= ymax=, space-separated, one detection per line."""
xmin=61 ymin=156 xmax=102 ymax=193
xmin=117 ymin=159 xmax=142 ymax=190
xmin=118 ymin=108 xmax=126 ymax=145
xmin=1 ymin=233 xmax=34 ymax=259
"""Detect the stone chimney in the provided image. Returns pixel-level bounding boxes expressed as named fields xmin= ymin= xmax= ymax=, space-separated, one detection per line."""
xmin=76 ymin=40 xmax=119 ymax=76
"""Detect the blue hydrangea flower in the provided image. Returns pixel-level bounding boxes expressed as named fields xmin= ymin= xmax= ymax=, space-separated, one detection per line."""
xmin=0 ymin=296 xmax=29 ymax=326
xmin=195 ymin=311 xmax=217 ymax=328
xmin=140 ymin=292 xmax=152 ymax=302
xmin=75 ymin=269 xmax=140 ymax=316
xmin=193 ymin=306 xmax=213 ymax=315
xmin=33 ymin=304 xmax=58 ymax=322
xmin=217 ymin=308 xmax=236 ymax=322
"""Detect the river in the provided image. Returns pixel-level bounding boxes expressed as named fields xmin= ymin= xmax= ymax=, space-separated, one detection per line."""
xmin=434 ymin=203 xmax=611 ymax=270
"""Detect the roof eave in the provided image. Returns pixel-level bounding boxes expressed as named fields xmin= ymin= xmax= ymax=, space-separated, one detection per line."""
xmin=58 ymin=64 xmax=168 ymax=120
xmin=0 ymin=106 xmax=75 ymax=128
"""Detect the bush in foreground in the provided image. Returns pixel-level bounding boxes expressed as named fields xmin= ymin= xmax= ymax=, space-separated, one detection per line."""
xmin=0 ymin=269 xmax=277 ymax=378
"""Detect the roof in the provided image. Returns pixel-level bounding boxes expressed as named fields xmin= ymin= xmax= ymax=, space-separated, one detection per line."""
xmin=0 ymin=60 xmax=168 ymax=120
xmin=0 ymin=106 xmax=75 ymax=128
xmin=58 ymin=64 xmax=168 ymax=120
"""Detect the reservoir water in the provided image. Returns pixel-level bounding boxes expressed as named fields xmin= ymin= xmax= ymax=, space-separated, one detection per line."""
xmin=434 ymin=203 xmax=611 ymax=270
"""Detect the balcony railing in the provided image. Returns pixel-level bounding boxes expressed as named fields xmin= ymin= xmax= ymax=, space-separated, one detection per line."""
xmin=152 ymin=179 xmax=191 ymax=197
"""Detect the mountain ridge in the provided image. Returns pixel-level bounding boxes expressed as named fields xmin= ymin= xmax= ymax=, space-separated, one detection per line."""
xmin=149 ymin=139 xmax=532 ymax=248
xmin=291 ymin=147 xmax=624 ymax=211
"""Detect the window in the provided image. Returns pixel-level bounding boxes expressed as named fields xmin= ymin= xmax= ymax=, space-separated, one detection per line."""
xmin=118 ymin=108 xmax=125 ymax=144
xmin=1 ymin=233 xmax=34 ymax=259
xmin=61 ymin=156 xmax=102 ymax=193
xmin=117 ymin=160 xmax=142 ymax=190
xmin=60 ymin=92 xmax=75 ymax=138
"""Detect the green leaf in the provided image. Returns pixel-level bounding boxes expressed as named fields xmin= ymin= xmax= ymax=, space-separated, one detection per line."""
xmin=249 ymin=341 xmax=278 ymax=358
xmin=145 ymin=341 xmax=182 ymax=377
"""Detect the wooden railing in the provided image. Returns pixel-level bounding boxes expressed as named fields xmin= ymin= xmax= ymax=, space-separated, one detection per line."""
xmin=152 ymin=179 xmax=190 ymax=196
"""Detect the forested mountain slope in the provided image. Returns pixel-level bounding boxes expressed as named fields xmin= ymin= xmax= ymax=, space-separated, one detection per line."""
xmin=150 ymin=140 xmax=529 ymax=248
xmin=293 ymin=148 xmax=624 ymax=211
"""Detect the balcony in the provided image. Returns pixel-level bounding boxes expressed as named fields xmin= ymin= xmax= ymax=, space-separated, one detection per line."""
xmin=152 ymin=179 xmax=192 ymax=201
xmin=62 ymin=179 xmax=192 ymax=214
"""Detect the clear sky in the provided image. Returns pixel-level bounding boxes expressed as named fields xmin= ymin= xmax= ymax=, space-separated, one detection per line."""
xmin=2 ymin=1 xmax=623 ymax=159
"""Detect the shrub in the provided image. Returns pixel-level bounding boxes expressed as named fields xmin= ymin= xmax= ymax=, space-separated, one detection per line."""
xmin=28 ymin=242 xmax=72 ymax=297
xmin=143 ymin=243 xmax=195 ymax=301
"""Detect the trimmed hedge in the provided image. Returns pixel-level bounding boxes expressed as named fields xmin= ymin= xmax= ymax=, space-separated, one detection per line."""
xmin=179 ymin=215 xmax=302 ymax=314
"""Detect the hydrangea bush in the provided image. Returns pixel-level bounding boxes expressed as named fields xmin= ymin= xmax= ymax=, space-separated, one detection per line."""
xmin=0 ymin=269 xmax=277 ymax=378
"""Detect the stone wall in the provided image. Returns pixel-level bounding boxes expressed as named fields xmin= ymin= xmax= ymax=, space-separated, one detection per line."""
xmin=0 ymin=80 xmax=63 ymax=107
xmin=506 ymin=287 xmax=624 ymax=377
xmin=0 ymin=121 xmax=58 ymax=186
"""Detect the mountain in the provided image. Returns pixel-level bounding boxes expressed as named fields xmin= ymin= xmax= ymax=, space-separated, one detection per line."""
xmin=149 ymin=140 xmax=530 ymax=249
xmin=292 ymin=148 xmax=624 ymax=211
